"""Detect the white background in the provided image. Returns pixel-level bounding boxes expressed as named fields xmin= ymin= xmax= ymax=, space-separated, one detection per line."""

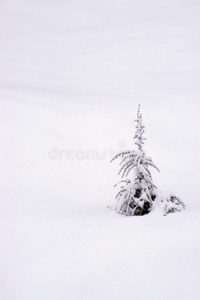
xmin=0 ymin=1 xmax=200 ymax=299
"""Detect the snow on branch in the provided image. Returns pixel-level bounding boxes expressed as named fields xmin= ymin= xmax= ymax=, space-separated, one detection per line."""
xmin=110 ymin=104 xmax=185 ymax=216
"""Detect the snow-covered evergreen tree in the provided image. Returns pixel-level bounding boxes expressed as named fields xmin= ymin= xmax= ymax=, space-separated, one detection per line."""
xmin=111 ymin=105 xmax=159 ymax=216
xmin=111 ymin=105 xmax=185 ymax=216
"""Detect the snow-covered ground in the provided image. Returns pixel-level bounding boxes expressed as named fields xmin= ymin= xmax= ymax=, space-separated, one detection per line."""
xmin=1 ymin=1 xmax=200 ymax=299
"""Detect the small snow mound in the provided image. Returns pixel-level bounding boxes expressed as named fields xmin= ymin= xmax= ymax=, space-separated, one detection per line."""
xmin=154 ymin=190 xmax=185 ymax=216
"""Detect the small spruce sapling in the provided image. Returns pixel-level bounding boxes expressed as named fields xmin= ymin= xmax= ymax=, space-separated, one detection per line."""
xmin=111 ymin=105 xmax=159 ymax=216
xmin=110 ymin=105 xmax=185 ymax=216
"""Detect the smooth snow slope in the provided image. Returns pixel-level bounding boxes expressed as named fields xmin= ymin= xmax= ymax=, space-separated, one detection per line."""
xmin=0 ymin=1 xmax=200 ymax=300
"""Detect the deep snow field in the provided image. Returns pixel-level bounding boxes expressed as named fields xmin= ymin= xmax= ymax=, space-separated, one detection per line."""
xmin=1 ymin=1 xmax=200 ymax=299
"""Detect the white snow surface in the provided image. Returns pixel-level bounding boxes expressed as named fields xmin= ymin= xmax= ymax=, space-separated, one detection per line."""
xmin=1 ymin=0 xmax=200 ymax=299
